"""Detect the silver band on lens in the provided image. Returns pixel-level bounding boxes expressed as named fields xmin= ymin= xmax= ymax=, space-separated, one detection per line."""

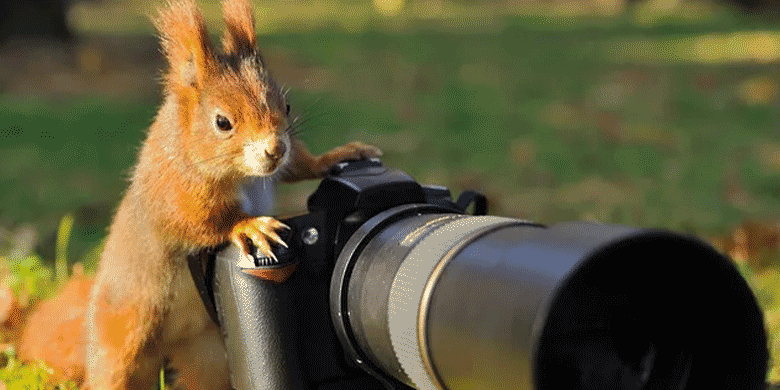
xmin=387 ymin=216 xmax=523 ymax=390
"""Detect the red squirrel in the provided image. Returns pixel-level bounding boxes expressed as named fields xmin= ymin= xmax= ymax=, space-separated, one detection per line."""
xmin=17 ymin=0 xmax=381 ymax=388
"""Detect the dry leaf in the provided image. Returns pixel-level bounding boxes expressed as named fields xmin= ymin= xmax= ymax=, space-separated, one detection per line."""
xmin=738 ymin=76 xmax=778 ymax=106
xmin=717 ymin=220 xmax=780 ymax=271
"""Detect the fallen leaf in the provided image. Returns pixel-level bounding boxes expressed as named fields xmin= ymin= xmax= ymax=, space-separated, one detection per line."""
xmin=716 ymin=220 xmax=780 ymax=271
xmin=738 ymin=76 xmax=778 ymax=106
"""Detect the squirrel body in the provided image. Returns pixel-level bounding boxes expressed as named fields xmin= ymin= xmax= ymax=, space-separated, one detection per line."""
xmin=17 ymin=0 xmax=381 ymax=388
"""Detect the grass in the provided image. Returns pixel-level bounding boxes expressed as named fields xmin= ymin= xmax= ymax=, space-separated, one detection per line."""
xmin=2 ymin=0 xmax=780 ymax=387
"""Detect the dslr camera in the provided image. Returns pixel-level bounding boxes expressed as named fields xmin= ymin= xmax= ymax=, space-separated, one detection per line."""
xmin=188 ymin=158 xmax=768 ymax=390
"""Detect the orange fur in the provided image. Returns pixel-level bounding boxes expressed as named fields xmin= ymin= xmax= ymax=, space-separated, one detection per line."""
xmin=221 ymin=0 xmax=256 ymax=56
xmin=17 ymin=274 xmax=93 ymax=386
xmin=155 ymin=0 xmax=214 ymax=90
xmin=16 ymin=0 xmax=381 ymax=389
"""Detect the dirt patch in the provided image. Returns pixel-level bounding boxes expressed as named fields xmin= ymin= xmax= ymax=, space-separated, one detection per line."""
xmin=0 ymin=36 xmax=162 ymax=100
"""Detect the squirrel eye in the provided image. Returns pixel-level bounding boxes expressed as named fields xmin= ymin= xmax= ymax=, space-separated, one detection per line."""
xmin=215 ymin=115 xmax=232 ymax=132
xmin=285 ymin=103 xmax=291 ymax=116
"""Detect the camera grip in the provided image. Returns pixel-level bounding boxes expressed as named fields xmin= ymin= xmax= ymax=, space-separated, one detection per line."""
xmin=212 ymin=243 xmax=305 ymax=390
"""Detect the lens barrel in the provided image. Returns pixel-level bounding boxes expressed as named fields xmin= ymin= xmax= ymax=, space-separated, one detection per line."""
xmin=330 ymin=205 xmax=768 ymax=389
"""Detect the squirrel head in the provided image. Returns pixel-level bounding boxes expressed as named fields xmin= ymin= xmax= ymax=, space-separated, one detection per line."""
xmin=155 ymin=0 xmax=291 ymax=180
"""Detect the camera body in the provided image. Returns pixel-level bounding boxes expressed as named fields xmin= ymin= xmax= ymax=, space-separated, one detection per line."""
xmin=191 ymin=158 xmax=467 ymax=389
xmin=188 ymin=159 xmax=768 ymax=390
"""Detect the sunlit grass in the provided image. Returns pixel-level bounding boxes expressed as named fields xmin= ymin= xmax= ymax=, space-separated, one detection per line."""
xmin=55 ymin=214 xmax=74 ymax=287
xmin=610 ymin=31 xmax=780 ymax=64
xmin=739 ymin=264 xmax=780 ymax=383
xmin=0 ymin=350 xmax=79 ymax=390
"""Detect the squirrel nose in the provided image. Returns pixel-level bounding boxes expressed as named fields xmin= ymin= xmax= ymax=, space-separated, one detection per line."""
xmin=265 ymin=142 xmax=286 ymax=161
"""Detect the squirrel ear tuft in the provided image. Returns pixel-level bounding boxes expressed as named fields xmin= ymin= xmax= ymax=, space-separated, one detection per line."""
xmin=155 ymin=0 xmax=215 ymax=89
xmin=221 ymin=0 xmax=257 ymax=57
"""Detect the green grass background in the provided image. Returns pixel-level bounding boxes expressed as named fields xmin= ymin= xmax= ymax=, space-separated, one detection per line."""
xmin=3 ymin=0 xmax=780 ymax=387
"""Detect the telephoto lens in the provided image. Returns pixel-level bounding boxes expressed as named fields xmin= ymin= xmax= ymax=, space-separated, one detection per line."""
xmin=200 ymin=159 xmax=767 ymax=390
xmin=331 ymin=205 xmax=768 ymax=390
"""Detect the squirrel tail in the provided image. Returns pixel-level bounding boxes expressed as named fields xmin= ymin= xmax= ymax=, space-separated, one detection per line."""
xmin=13 ymin=272 xmax=94 ymax=387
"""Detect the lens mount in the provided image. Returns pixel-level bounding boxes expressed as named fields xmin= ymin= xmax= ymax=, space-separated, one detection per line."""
xmin=330 ymin=203 xmax=459 ymax=388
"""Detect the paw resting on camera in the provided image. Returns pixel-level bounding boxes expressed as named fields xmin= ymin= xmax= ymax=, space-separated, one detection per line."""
xmin=229 ymin=216 xmax=290 ymax=260
xmin=315 ymin=141 xmax=383 ymax=175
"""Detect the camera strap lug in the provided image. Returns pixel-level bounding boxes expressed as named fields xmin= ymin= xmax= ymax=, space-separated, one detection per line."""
xmin=455 ymin=190 xmax=488 ymax=215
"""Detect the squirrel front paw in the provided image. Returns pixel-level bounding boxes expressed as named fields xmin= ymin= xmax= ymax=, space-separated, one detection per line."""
xmin=315 ymin=141 xmax=383 ymax=175
xmin=229 ymin=216 xmax=290 ymax=260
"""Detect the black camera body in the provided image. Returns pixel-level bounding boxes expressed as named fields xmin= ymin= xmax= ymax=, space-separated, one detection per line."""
xmin=189 ymin=159 xmax=768 ymax=390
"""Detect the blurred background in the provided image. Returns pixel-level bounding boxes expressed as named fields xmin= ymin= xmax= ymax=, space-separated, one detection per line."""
xmin=2 ymin=0 xmax=780 ymax=385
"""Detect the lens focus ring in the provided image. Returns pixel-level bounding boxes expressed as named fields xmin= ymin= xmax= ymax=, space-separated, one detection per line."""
xmin=387 ymin=216 xmax=523 ymax=390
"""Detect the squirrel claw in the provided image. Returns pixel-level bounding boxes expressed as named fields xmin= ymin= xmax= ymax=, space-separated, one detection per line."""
xmin=230 ymin=216 xmax=288 ymax=259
